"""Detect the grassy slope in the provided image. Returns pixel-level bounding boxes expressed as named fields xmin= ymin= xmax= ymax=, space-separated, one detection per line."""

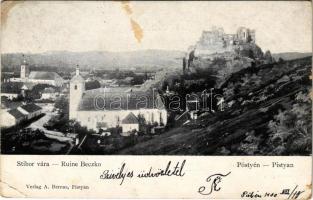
xmin=118 ymin=57 xmax=312 ymax=155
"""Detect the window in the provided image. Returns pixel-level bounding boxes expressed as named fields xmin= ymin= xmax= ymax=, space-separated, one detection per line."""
xmin=88 ymin=117 xmax=90 ymax=122
xmin=74 ymin=85 xmax=77 ymax=90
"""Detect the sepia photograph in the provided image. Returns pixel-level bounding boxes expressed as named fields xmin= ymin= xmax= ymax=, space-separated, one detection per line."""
xmin=1 ymin=1 xmax=311 ymax=156
xmin=1 ymin=1 xmax=312 ymax=199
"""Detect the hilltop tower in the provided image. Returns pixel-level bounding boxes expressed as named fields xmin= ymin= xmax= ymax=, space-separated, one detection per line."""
xmin=69 ymin=66 xmax=85 ymax=120
xmin=20 ymin=55 xmax=30 ymax=79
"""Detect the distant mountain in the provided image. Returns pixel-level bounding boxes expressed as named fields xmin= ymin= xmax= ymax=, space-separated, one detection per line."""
xmin=272 ymin=52 xmax=311 ymax=61
xmin=1 ymin=50 xmax=185 ymax=71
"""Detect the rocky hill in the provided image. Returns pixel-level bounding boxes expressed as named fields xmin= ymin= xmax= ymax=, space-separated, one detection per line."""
xmin=119 ymin=56 xmax=312 ymax=155
xmin=183 ymin=27 xmax=270 ymax=89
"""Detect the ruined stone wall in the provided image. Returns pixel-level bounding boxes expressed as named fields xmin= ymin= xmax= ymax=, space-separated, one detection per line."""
xmin=193 ymin=27 xmax=255 ymax=57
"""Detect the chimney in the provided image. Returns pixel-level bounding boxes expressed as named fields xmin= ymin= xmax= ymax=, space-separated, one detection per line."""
xmin=76 ymin=65 xmax=80 ymax=76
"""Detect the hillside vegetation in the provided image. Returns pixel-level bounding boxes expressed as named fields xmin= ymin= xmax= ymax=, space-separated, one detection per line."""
xmin=119 ymin=56 xmax=312 ymax=155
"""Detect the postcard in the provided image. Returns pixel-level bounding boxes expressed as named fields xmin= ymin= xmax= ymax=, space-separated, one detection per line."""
xmin=0 ymin=1 xmax=312 ymax=199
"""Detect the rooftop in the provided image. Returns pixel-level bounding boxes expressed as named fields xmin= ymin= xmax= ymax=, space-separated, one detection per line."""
xmin=122 ymin=112 xmax=139 ymax=124
xmin=20 ymin=103 xmax=42 ymax=113
xmin=28 ymin=71 xmax=63 ymax=81
xmin=78 ymin=88 xmax=164 ymax=111
xmin=8 ymin=108 xmax=26 ymax=119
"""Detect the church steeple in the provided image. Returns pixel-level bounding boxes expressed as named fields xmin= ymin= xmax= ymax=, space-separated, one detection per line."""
xmin=20 ymin=54 xmax=29 ymax=79
xmin=69 ymin=65 xmax=85 ymax=120
xmin=23 ymin=54 xmax=27 ymax=64
xmin=76 ymin=65 xmax=80 ymax=76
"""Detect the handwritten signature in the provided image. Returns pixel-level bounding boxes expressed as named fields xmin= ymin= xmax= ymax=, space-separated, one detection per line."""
xmin=198 ymin=173 xmax=305 ymax=199
xmin=198 ymin=172 xmax=231 ymax=196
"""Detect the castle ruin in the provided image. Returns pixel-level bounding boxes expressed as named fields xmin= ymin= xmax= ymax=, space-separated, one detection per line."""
xmin=193 ymin=26 xmax=255 ymax=57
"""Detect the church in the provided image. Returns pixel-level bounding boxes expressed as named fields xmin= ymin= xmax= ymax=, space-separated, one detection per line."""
xmin=69 ymin=68 xmax=167 ymax=135
xmin=10 ymin=58 xmax=65 ymax=87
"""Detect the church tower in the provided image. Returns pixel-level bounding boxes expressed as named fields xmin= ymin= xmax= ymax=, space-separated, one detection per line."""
xmin=69 ymin=66 xmax=85 ymax=120
xmin=20 ymin=55 xmax=29 ymax=79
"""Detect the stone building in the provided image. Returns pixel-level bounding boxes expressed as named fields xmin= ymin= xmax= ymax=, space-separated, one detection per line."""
xmin=69 ymin=68 xmax=167 ymax=135
xmin=10 ymin=58 xmax=65 ymax=87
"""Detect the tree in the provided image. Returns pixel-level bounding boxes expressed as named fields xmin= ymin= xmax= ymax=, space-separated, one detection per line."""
xmin=29 ymin=84 xmax=55 ymax=99
xmin=85 ymin=80 xmax=101 ymax=90
xmin=54 ymin=95 xmax=69 ymax=115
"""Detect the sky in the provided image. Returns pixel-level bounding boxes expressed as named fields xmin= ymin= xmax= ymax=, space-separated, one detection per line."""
xmin=1 ymin=1 xmax=312 ymax=54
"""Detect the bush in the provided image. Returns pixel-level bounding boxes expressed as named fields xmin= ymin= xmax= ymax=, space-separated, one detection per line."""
xmin=266 ymin=90 xmax=311 ymax=155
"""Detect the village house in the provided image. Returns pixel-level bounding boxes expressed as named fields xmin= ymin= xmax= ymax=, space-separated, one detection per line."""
xmin=1 ymin=108 xmax=26 ymax=127
xmin=69 ymin=68 xmax=167 ymax=135
xmin=17 ymin=103 xmax=42 ymax=120
xmin=1 ymin=103 xmax=42 ymax=127
xmin=41 ymin=87 xmax=58 ymax=100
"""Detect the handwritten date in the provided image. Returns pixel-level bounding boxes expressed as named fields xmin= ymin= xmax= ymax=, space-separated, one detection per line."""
xmin=241 ymin=185 xmax=305 ymax=199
